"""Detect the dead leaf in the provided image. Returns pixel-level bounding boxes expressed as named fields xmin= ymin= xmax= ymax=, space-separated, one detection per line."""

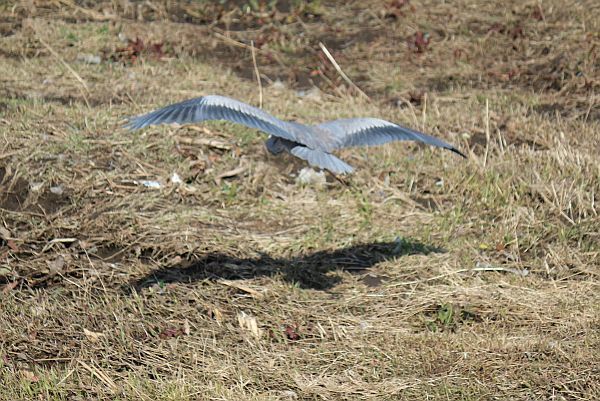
xmin=20 ymin=370 xmax=39 ymax=382
xmin=83 ymin=328 xmax=105 ymax=343
xmin=237 ymin=311 xmax=262 ymax=339
xmin=205 ymin=305 xmax=223 ymax=323
xmin=0 ymin=226 xmax=11 ymax=239
xmin=159 ymin=326 xmax=184 ymax=339
xmin=47 ymin=255 xmax=65 ymax=273
xmin=6 ymin=240 xmax=19 ymax=252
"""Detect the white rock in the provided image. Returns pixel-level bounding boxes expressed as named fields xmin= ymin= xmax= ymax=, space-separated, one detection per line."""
xmin=170 ymin=172 xmax=183 ymax=185
xmin=296 ymin=167 xmax=326 ymax=187
xmin=76 ymin=53 xmax=101 ymax=64
xmin=49 ymin=185 xmax=64 ymax=195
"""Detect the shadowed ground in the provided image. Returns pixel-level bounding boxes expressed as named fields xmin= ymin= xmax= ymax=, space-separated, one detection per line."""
xmin=130 ymin=240 xmax=444 ymax=291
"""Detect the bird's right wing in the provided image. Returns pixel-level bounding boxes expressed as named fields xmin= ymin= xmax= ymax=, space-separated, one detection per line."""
xmin=314 ymin=118 xmax=465 ymax=157
xmin=290 ymin=146 xmax=354 ymax=174
xmin=124 ymin=95 xmax=326 ymax=150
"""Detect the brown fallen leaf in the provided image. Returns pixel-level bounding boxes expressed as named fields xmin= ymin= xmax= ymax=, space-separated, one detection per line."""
xmin=159 ymin=326 xmax=184 ymax=339
xmin=47 ymin=255 xmax=65 ymax=274
xmin=20 ymin=369 xmax=39 ymax=383
xmin=6 ymin=240 xmax=19 ymax=252
xmin=0 ymin=226 xmax=11 ymax=240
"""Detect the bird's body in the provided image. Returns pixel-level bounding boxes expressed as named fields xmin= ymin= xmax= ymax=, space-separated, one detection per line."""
xmin=125 ymin=95 xmax=464 ymax=174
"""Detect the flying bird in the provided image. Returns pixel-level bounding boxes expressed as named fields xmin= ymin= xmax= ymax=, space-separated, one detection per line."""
xmin=125 ymin=95 xmax=465 ymax=174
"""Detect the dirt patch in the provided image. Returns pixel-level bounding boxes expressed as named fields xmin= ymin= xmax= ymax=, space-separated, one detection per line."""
xmin=0 ymin=167 xmax=29 ymax=212
xmin=0 ymin=167 xmax=70 ymax=214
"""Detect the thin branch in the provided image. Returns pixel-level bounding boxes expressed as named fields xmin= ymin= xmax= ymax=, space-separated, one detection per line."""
xmin=250 ymin=40 xmax=263 ymax=108
xmin=318 ymin=41 xmax=370 ymax=101
xmin=38 ymin=36 xmax=91 ymax=108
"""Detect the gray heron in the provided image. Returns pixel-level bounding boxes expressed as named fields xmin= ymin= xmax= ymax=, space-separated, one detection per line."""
xmin=125 ymin=95 xmax=465 ymax=174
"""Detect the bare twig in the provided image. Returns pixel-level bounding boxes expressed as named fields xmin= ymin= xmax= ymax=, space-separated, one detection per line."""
xmin=389 ymin=263 xmax=529 ymax=287
xmin=318 ymin=42 xmax=370 ymax=101
xmin=483 ymin=98 xmax=490 ymax=168
xmin=250 ymin=40 xmax=263 ymax=108
xmin=177 ymin=132 xmax=232 ymax=150
xmin=37 ymin=37 xmax=91 ymax=108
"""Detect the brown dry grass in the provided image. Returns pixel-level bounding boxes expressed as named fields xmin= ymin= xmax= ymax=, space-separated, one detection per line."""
xmin=1 ymin=0 xmax=599 ymax=400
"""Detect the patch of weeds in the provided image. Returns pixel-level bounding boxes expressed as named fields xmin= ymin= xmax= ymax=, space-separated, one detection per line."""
xmin=38 ymin=129 xmax=88 ymax=157
xmin=97 ymin=24 xmax=109 ymax=35
xmin=65 ymin=31 xmax=78 ymax=44
xmin=321 ymin=217 xmax=335 ymax=243
xmin=425 ymin=303 xmax=480 ymax=332
xmin=218 ymin=123 xmax=260 ymax=147
xmin=354 ymin=190 xmax=373 ymax=228
xmin=221 ymin=181 xmax=238 ymax=202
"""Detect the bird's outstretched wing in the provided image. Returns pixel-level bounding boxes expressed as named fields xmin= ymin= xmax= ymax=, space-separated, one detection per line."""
xmin=124 ymin=95 xmax=326 ymax=150
xmin=290 ymin=146 xmax=354 ymax=174
xmin=314 ymin=118 xmax=465 ymax=157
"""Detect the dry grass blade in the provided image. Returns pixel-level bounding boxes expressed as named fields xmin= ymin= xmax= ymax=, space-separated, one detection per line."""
xmin=250 ymin=40 xmax=263 ymax=108
xmin=36 ymin=37 xmax=90 ymax=108
xmin=78 ymin=360 xmax=118 ymax=393
xmin=0 ymin=1 xmax=599 ymax=399
xmin=319 ymin=41 xmax=370 ymax=101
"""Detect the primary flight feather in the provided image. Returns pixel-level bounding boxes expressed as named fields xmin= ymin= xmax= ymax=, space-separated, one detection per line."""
xmin=125 ymin=95 xmax=465 ymax=174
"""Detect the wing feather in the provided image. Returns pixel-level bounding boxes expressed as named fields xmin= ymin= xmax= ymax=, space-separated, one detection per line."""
xmin=125 ymin=95 xmax=326 ymax=150
xmin=314 ymin=118 xmax=465 ymax=157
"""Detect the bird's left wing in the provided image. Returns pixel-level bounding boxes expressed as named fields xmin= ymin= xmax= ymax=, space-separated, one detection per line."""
xmin=125 ymin=95 xmax=326 ymax=150
xmin=314 ymin=118 xmax=465 ymax=157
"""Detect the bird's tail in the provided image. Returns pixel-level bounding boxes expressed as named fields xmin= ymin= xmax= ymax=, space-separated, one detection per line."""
xmin=290 ymin=146 xmax=354 ymax=174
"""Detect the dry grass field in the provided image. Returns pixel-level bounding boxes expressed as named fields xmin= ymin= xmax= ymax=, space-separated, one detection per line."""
xmin=0 ymin=0 xmax=599 ymax=399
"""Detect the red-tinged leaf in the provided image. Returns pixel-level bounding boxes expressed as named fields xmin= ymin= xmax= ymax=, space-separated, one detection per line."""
xmin=531 ymin=5 xmax=545 ymax=21
xmin=409 ymin=31 xmax=430 ymax=53
xmin=159 ymin=327 xmax=183 ymax=339
xmin=511 ymin=26 xmax=524 ymax=40
xmin=7 ymin=240 xmax=19 ymax=252
xmin=150 ymin=42 xmax=164 ymax=59
xmin=284 ymin=325 xmax=300 ymax=341
xmin=488 ymin=22 xmax=506 ymax=34
xmin=129 ymin=37 xmax=145 ymax=54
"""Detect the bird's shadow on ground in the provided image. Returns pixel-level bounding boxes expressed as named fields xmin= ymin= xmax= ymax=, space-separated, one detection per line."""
xmin=127 ymin=239 xmax=445 ymax=292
